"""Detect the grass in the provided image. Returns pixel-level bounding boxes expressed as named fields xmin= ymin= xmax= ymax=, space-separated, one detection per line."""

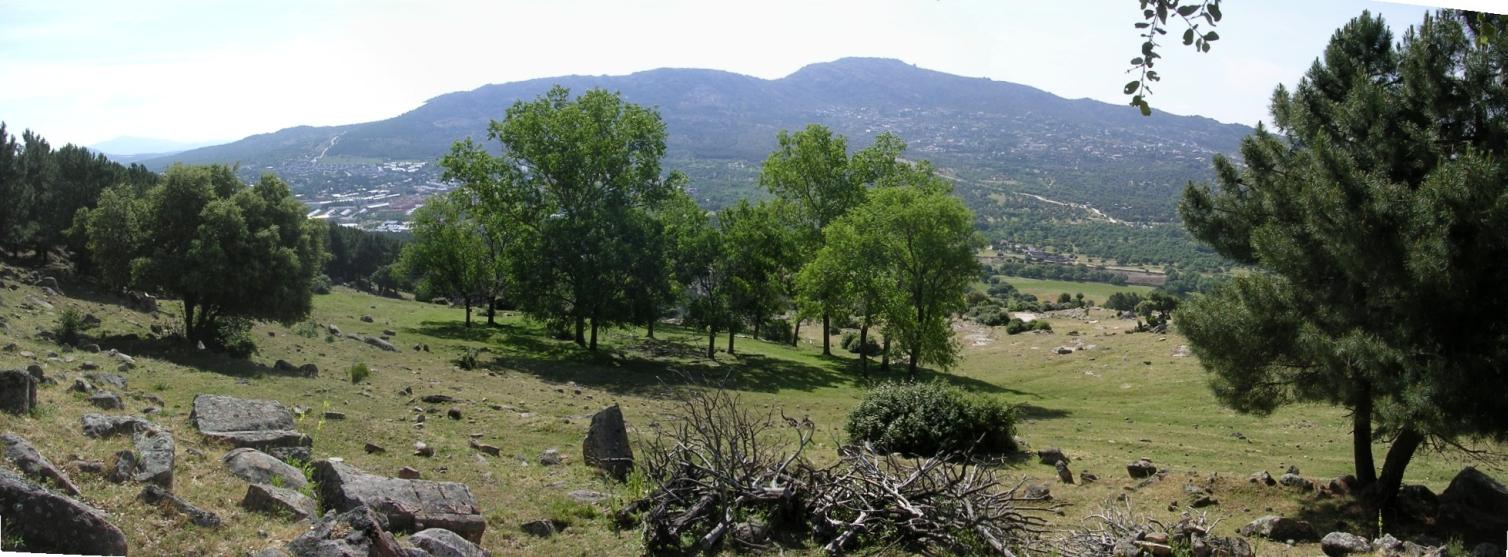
xmin=0 ymin=268 xmax=1500 ymax=555
xmin=996 ymin=274 xmax=1155 ymax=303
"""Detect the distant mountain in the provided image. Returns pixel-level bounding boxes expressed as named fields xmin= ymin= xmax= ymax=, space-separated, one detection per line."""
xmin=147 ymin=57 xmax=1253 ymax=222
xmin=92 ymin=136 xmax=226 ymax=162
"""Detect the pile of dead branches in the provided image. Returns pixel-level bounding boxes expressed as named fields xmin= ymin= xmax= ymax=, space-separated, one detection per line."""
xmin=617 ymin=386 xmax=1060 ymax=556
xmin=1054 ymin=498 xmax=1247 ymax=557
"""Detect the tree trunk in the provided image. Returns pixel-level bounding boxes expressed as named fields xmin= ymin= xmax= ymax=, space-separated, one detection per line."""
xmin=486 ymin=299 xmax=496 ymax=326
xmin=822 ymin=312 xmax=831 ymax=356
xmin=1352 ymin=380 xmax=1377 ymax=488
xmin=575 ymin=315 xmax=585 ymax=347
xmin=753 ymin=320 xmax=761 ymax=341
xmin=707 ymin=326 xmax=717 ymax=359
xmin=881 ymin=335 xmax=891 ymax=372
xmin=727 ymin=328 xmax=735 ymax=354
xmin=646 ymin=318 xmax=655 ymax=339
xmin=182 ymin=301 xmax=197 ymax=343
xmin=906 ymin=346 xmax=920 ymax=382
xmin=589 ymin=318 xmax=599 ymax=351
xmin=1372 ymin=428 xmax=1424 ymax=530
xmin=858 ymin=320 xmax=869 ymax=376
xmin=464 ymin=301 xmax=472 ymax=327
xmin=792 ymin=319 xmax=800 ymax=347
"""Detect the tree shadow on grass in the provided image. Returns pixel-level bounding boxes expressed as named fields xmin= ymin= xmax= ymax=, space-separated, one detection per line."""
xmin=94 ymin=333 xmax=298 ymax=379
xmin=1012 ymin=404 xmax=1073 ymax=421
xmin=412 ymin=321 xmax=527 ymax=344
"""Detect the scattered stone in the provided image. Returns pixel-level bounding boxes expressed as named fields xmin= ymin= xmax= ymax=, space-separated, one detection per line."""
xmin=273 ymin=359 xmax=297 ymax=372
xmin=1079 ymin=471 xmax=1098 ymax=484
xmin=327 ymin=324 xmax=342 ymax=336
xmin=133 ymin=426 xmax=175 ymax=488
xmin=1279 ymin=471 xmax=1311 ymax=490
xmin=447 ymin=407 xmax=462 ymax=420
xmin=88 ymin=391 xmax=124 ymax=409
xmin=411 ymin=527 xmax=493 ymax=557
xmin=1055 ymin=460 xmax=1074 ymax=484
xmin=1 ymin=433 xmax=81 ymax=495
xmin=223 ymin=448 xmax=307 ymax=489
xmin=1024 ymin=483 xmax=1051 ymax=500
xmin=583 ymin=404 xmax=633 ymax=480
xmin=520 ymin=519 xmax=567 ymax=538
xmin=415 ymin=441 xmax=434 ymax=457
xmin=0 ymin=368 xmax=37 ymax=414
xmin=82 ymin=414 xmax=153 ymax=441
xmin=398 ymin=466 xmax=422 ymax=479
xmin=568 ymin=489 xmax=607 ymax=503
xmin=1037 ymin=447 xmax=1069 ymax=466
xmin=364 ymin=336 xmax=398 ymax=352
xmin=24 ymin=363 xmax=44 ymax=383
xmin=422 ymin=394 xmax=455 ymax=404
xmin=286 ymin=505 xmax=405 ymax=557
xmin=1321 ymin=531 xmax=1372 ymax=556
xmin=383 ymin=329 xmax=396 ymax=337
xmin=1249 ymin=470 xmax=1276 ymax=486
xmin=107 ymin=450 xmax=136 ymax=483
xmin=539 ymin=448 xmax=563 ymax=466
xmin=242 ymin=482 xmax=318 ymax=521
xmin=1054 ymin=346 xmax=1074 ymax=355
xmin=1237 ymin=515 xmax=1318 ymax=542
xmin=298 ymin=363 xmax=319 ymax=377
xmin=139 ymin=484 xmax=220 ymax=527
xmin=0 ymin=468 xmax=128 ymax=555
xmin=469 ymin=439 xmax=500 ymax=456
xmin=364 ymin=442 xmax=386 ymax=454
xmin=0 ymin=343 xmax=14 ymax=352
xmin=324 ymin=411 xmax=346 ymax=420
xmin=1126 ymin=458 xmax=1158 ymax=479
xmin=730 ymin=520 xmax=771 ymax=547
xmin=361 ymin=315 xmax=374 ymax=322
xmin=81 ymin=343 xmax=101 ymax=353
xmin=1192 ymin=534 xmax=1254 ymax=557
xmin=85 ymin=371 xmax=127 ymax=390
xmin=312 ymin=459 xmax=486 ymax=542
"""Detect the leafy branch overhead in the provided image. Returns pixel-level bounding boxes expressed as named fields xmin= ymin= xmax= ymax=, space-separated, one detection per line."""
xmin=1126 ymin=0 xmax=1222 ymax=115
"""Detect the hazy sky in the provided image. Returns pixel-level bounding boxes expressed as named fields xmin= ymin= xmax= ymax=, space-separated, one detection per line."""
xmin=0 ymin=1 xmax=1484 ymax=148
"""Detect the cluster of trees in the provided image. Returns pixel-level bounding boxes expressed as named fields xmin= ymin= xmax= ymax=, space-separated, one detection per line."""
xmin=402 ymin=87 xmax=982 ymax=378
xmin=1177 ymin=11 xmax=1508 ymax=523
xmin=991 ymin=260 xmax=1129 ymax=285
xmin=0 ymin=124 xmax=156 ymax=261
xmin=324 ymin=224 xmax=406 ymax=287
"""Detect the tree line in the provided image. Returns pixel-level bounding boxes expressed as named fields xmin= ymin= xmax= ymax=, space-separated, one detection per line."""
xmin=402 ymin=86 xmax=983 ymax=379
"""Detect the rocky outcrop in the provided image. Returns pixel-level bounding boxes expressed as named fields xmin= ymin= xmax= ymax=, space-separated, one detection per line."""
xmin=132 ymin=427 xmax=175 ymax=489
xmin=410 ymin=528 xmax=493 ymax=557
xmin=0 ymin=368 xmax=37 ymax=415
xmin=1126 ymin=458 xmax=1157 ymax=479
xmin=0 ymin=468 xmax=129 ymax=555
xmin=242 ymin=483 xmax=317 ymax=521
xmin=139 ymin=484 xmax=220 ymax=527
xmin=1320 ymin=532 xmax=1371 ymax=556
xmin=286 ymin=506 xmax=405 ymax=557
xmin=1 ymin=433 xmax=81 ymax=496
xmin=1438 ymin=466 xmax=1508 ymax=537
xmin=364 ymin=336 xmax=398 ymax=352
xmin=1237 ymin=515 xmax=1318 ymax=542
xmin=190 ymin=394 xmax=311 ymax=462
xmin=81 ymin=414 xmax=151 ymax=438
xmin=312 ymin=459 xmax=486 ymax=543
xmin=582 ymin=404 xmax=633 ymax=481
xmin=223 ymin=448 xmax=308 ymax=489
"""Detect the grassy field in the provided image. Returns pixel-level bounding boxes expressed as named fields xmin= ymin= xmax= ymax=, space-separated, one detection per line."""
xmin=995 ymin=275 xmax=1155 ymax=303
xmin=0 ymin=267 xmax=1497 ymax=555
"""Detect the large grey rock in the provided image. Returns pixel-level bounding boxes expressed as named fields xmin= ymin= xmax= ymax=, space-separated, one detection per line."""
xmin=410 ymin=528 xmax=492 ymax=557
xmin=286 ymin=505 xmax=405 ymax=557
xmin=191 ymin=394 xmax=296 ymax=432
xmin=200 ymin=430 xmax=312 ymax=460
xmin=0 ymin=468 xmax=129 ymax=555
xmin=582 ymin=404 xmax=633 ymax=481
xmin=1126 ymin=458 xmax=1158 ymax=479
xmin=88 ymin=391 xmax=124 ymax=410
xmin=133 ymin=426 xmax=175 ymax=488
xmin=364 ymin=336 xmax=398 ymax=352
xmin=1237 ymin=515 xmax=1318 ymax=542
xmin=1321 ymin=532 xmax=1372 ymax=556
xmin=0 ymin=368 xmax=37 ymax=415
xmin=223 ymin=447 xmax=307 ymax=489
xmin=313 ymin=459 xmax=486 ymax=543
xmin=1439 ymin=466 xmax=1508 ymax=535
xmin=139 ymin=483 xmax=220 ymax=527
xmin=82 ymin=413 xmax=151 ymax=438
xmin=242 ymin=482 xmax=317 ymax=521
xmin=1 ymin=433 xmax=80 ymax=496
xmin=85 ymin=372 xmax=127 ymax=390
xmin=1037 ymin=447 xmax=1069 ymax=465
xmin=1191 ymin=533 xmax=1254 ymax=557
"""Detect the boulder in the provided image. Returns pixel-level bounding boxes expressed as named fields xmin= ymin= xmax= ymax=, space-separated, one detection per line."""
xmin=1055 ymin=460 xmax=1074 ymax=484
xmin=399 ymin=466 xmax=422 ymax=479
xmin=1438 ymin=466 xmax=1508 ymax=535
xmin=86 ymin=372 xmax=127 ymax=390
xmin=365 ymin=336 xmax=398 ymax=352
xmin=298 ymin=363 xmax=319 ymax=377
xmin=1237 ymin=515 xmax=1318 ymax=542
xmin=539 ymin=448 xmax=563 ymax=466
xmin=286 ymin=505 xmax=405 ymax=557
xmin=421 ymin=394 xmax=455 ymax=404
xmin=1321 ymin=532 xmax=1371 ymax=556
xmin=0 ymin=468 xmax=128 ymax=555
xmin=1023 ymin=483 xmax=1051 ymax=500
xmin=0 ymin=368 xmax=37 ymax=414
xmin=1279 ymin=472 xmax=1311 ymax=490
xmin=133 ymin=426 xmax=175 ymax=488
xmin=1126 ymin=458 xmax=1158 ymax=479
xmin=312 ymin=459 xmax=486 ymax=542
xmin=469 ymin=439 xmax=500 ymax=457
xmin=274 ymin=359 xmax=297 ymax=372
xmin=1191 ymin=534 xmax=1254 ymax=557
xmin=361 ymin=315 xmax=374 ymax=323
xmin=1 ymin=433 xmax=81 ymax=496
xmin=410 ymin=528 xmax=492 ymax=557
xmin=88 ymin=391 xmax=124 ymax=410
xmin=139 ymin=484 xmax=220 ymax=527
xmin=520 ymin=519 xmax=567 ymax=538
xmin=107 ymin=450 xmax=136 ymax=483
xmin=1398 ymin=484 xmax=1439 ymax=519
xmin=568 ymin=490 xmax=607 ymax=503
xmin=242 ymin=483 xmax=318 ymax=521
xmin=82 ymin=413 xmax=151 ymax=438
xmin=71 ymin=378 xmax=94 ymax=393
xmin=191 ymin=394 xmax=310 ymax=462
xmin=223 ymin=448 xmax=307 ymax=489
xmin=1037 ymin=447 xmax=1069 ymax=466
xmin=200 ymin=430 xmax=313 ymax=462
xmin=1249 ymin=470 xmax=1276 ymax=486
xmin=582 ymin=404 xmax=633 ymax=480
xmin=24 ymin=363 xmax=44 ymax=383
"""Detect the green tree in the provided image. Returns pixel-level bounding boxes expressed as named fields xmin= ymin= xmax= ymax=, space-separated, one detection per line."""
xmin=800 ymin=208 xmax=898 ymax=376
xmin=80 ymin=164 xmax=325 ymax=346
xmin=399 ymin=193 xmax=488 ymax=326
xmin=1177 ymin=11 xmax=1508 ymax=523
xmin=442 ymin=86 xmax=677 ymax=349
xmin=678 ymin=208 xmax=734 ymax=359
xmin=720 ymin=199 xmax=799 ymax=354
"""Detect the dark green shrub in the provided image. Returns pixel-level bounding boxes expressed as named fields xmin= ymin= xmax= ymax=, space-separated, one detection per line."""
xmin=845 ymin=382 xmax=1016 ymax=457
xmin=347 ymin=363 xmax=371 ymax=384
xmin=211 ymin=318 xmax=257 ymax=359
xmin=310 ymin=274 xmax=332 ymax=295
xmin=840 ymin=330 xmax=881 ymax=356
xmin=55 ymin=308 xmax=95 ymax=346
xmin=457 ymin=349 xmax=480 ymax=370
xmin=759 ymin=319 xmax=793 ymax=343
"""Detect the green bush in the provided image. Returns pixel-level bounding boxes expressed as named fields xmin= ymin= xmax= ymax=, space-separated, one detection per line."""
xmin=1004 ymin=318 xmax=1052 ymax=335
xmin=840 ymin=330 xmax=881 ymax=356
xmin=759 ymin=319 xmax=793 ymax=343
xmin=55 ymin=308 xmax=95 ymax=346
xmin=210 ymin=318 xmax=257 ymax=359
xmin=347 ymin=363 xmax=372 ymax=384
xmin=845 ymin=382 xmax=1017 ymax=457
xmin=457 ymin=349 xmax=480 ymax=371
xmin=310 ymin=274 xmax=332 ymax=295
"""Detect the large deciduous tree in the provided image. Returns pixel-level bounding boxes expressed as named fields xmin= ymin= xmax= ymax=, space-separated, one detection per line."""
xmin=80 ymin=164 xmax=325 ymax=346
xmin=442 ymin=86 xmax=678 ymax=350
xmin=398 ymin=192 xmax=490 ymax=326
xmin=1177 ymin=11 xmax=1508 ymax=524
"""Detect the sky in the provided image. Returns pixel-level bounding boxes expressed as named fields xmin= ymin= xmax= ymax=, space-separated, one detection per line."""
xmin=0 ymin=0 xmax=1490 ymax=150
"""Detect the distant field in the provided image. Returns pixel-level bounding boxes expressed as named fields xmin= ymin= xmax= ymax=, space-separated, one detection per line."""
xmin=996 ymin=275 xmax=1154 ymax=303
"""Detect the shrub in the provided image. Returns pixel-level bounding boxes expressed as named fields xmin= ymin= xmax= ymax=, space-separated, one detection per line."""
xmin=55 ymin=308 xmax=95 ymax=346
xmin=310 ymin=274 xmax=332 ymax=295
xmin=212 ymin=318 xmax=258 ymax=359
xmin=457 ymin=349 xmax=479 ymax=371
xmin=840 ymin=331 xmax=881 ymax=356
xmin=292 ymin=320 xmax=320 ymax=338
xmin=759 ymin=319 xmax=794 ymax=343
xmin=966 ymin=290 xmax=990 ymax=307
xmin=845 ymin=382 xmax=1017 ymax=457
xmin=347 ymin=363 xmax=371 ymax=384
xmin=1004 ymin=318 xmax=1052 ymax=335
